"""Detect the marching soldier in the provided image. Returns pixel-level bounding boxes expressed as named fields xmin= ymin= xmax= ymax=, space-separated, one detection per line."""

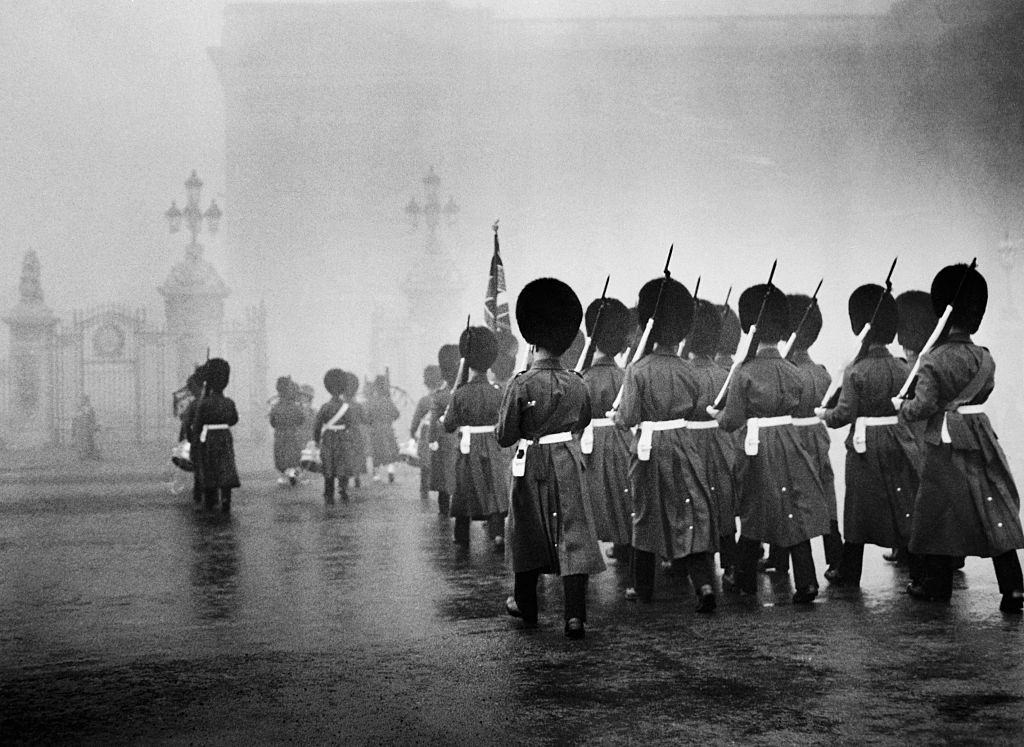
xmin=818 ymin=284 xmax=919 ymax=588
xmin=410 ymin=365 xmax=444 ymax=501
xmin=579 ymin=296 xmax=633 ymax=563
xmin=714 ymin=284 xmax=830 ymax=604
xmin=615 ymin=277 xmax=718 ymax=612
xmin=191 ymin=358 xmax=240 ymax=512
xmin=269 ymin=375 xmax=305 ymax=486
xmin=499 ymin=278 xmax=604 ymax=640
xmin=898 ymin=264 xmax=1024 ymax=612
xmin=314 ymin=369 xmax=367 ymax=503
xmin=686 ymin=299 xmax=739 ymax=585
xmin=429 ymin=345 xmax=461 ymax=515
xmin=443 ymin=326 xmax=509 ymax=549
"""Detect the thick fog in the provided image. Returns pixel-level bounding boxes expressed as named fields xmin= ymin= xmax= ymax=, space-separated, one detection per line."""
xmin=3 ymin=0 xmax=1024 ymax=470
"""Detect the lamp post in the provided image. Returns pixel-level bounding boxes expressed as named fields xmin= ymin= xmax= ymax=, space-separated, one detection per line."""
xmin=165 ymin=170 xmax=222 ymax=258
xmin=404 ymin=166 xmax=459 ymax=253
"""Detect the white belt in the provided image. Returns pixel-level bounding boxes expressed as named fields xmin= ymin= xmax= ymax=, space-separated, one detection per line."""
xmin=637 ymin=418 xmax=689 ymax=461
xmin=200 ymin=424 xmax=230 ymax=443
xmin=792 ymin=416 xmax=822 ymax=427
xmin=852 ymin=416 xmax=898 ymax=454
xmin=322 ymin=424 xmax=347 ymax=432
xmin=941 ymin=404 xmax=985 ymax=444
xmin=744 ymin=415 xmax=792 ymax=456
xmin=511 ymin=432 xmax=573 ymax=476
xmin=581 ymin=418 xmax=614 ymax=454
xmin=459 ymin=425 xmax=495 ymax=454
xmin=687 ymin=420 xmax=719 ymax=430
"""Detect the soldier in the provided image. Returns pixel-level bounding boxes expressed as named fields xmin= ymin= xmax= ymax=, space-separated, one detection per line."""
xmin=685 ymin=299 xmax=739 ymax=585
xmin=176 ymin=366 xmax=205 ymax=503
xmin=72 ymin=395 xmax=100 ymax=460
xmin=763 ymin=294 xmax=842 ymax=580
xmin=366 ymin=374 xmax=401 ymax=483
xmin=614 ymin=277 xmax=717 ymax=612
xmin=715 ymin=304 xmax=741 ymax=371
xmin=898 ymin=264 xmax=1024 ymax=612
xmin=579 ymin=297 xmax=633 ymax=563
xmin=498 ymin=277 xmax=604 ymax=639
xmin=429 ymin=345 xmax=461 ymax=516
xmin=817 ymin=284 xmax=919 ymax=588
xmin=191 ymin=358 xmax=240 ymax=512
xmin=270 ymin=375 xmax=305 ymax=486
xmin=443 ymin=326 xmax=509 ymax=550
xmin=714 ymin=285 xmax=830 ymax=604
xmin=314 ymin=369 xmax=367 ymax=503
xmin=410 ymin=365 xmax=444 ymax=501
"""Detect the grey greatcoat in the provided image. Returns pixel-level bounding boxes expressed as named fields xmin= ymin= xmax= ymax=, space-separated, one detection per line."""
xmin=443 ymin=376 xmax=510 ymax=519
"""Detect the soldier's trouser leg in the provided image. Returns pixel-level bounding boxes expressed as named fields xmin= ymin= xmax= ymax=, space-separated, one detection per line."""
xmin=323 ymin=476 xmax=335 ymax=500
xmin=735 ymin=536 xmax=762 ymax=594
xmin=839 ymin=542 xmax=865 ymax=586
xmin=789 ymin=540 xmax=817 ymax=591
xmin=684 ymin=552 xmax=715 ymax=594
xmin=921 ymin=555 xmax=954 ymax=600
xmin=563 ymin=574 xmax=587 ymax=622
xmin=513 ymin=569 xmax=541 ymax=624
xmin=437 ymin=491 xmax=450 ymax=515
xmin=766 ymin=544 xmax=790 ymax=572
xmin=419 ymin=465 xmax=430 ymax=500
xmin=631 ymin=549 xmax=657 ymax=601
xmin=719 ymin=533 xmax=737 ymax=571
xmin=823 ymin=521 xmax=843 ymax=569
xmin=453 ymin=516 xmax=471 ymax=545
xmin=486 ymin=513 xmax=505 ymax=541
xmin=220 ymin=488 xmax=232 ymax=512
xmin=993 ymin=550 xmax=1024 ymax=595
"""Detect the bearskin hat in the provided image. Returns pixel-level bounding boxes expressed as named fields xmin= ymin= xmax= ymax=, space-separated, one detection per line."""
xmin=423 ymin=364 xmax=443 ymax=389
xmin=372 ymin=374 xmax=390 ymax=396
xmin=203 ymin=358 xmax=230 ymax=392
xmin=459 ymin=325 xmax=499 ymax=372
xmin=848 ymin=284 xmax=897 ymax=345
xmin=931 ymin=263 xmax=987 ymax=334
xmin=686 ymin=299 xmax=723 ymax=357
xmin=896 ymin=290 xmax=937 ymax=354
xmin=585 ymin=297 xmax=631 ymax=357
xmin=276 ymin=375 xmax=295 ymax=397
xmin=438 ymin=344 xmax=461 ymax=386
xmin=637 ymin=277 xmax=693 ymax=346
xmin=738 ymin=285 xmax=789 ymax=342
xmin=342 ymin=371 xmax=360 ymax=398
xmin=717 ymin=305 xmax=741 ymax=357
xmin=787 ymin=294 xmax=822 ymax=351
xmin=323 ymin=368 xmax=346 ymax=397
xmin=559 ymin=329 xmax=586 ymax=369
xmin=515 ymin=277 xmax=583 ymax=356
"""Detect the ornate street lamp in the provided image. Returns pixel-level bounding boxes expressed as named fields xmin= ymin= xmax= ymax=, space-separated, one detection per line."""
xmin=165 ymin=170 xmax=221 ymax=252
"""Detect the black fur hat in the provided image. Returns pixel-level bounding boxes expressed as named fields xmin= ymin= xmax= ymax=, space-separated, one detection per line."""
xmin=276 ymin=375 xmax=295 ymax=397
xmin=423 ymin=365 xmax=443 ymax=389
xmin=786 ymin=294 xmax=822 ymax=351
xmin=687 ymin=299 xmax=723 ymax=357
xmin=559 ymin=329 xmax=586 ymax=369
xmin=438 ymin=344 xmax=461 ymax=386
xmin=896 ymin=290 xmax=937 ymax=354
xmin=717 ymin=305 xmax=741 ymax=357
xmin=515 ymin=277 xmax=583 ymax=356
xmin=637 ymin=277 xmax=693 ymax=346
xmin=459 ymin=326 xmax=499 ymax=372
xmin=738 ymin=285 xmax=789 ymax=342
xmin=931 ymin=263 xmax=987 ymax=334
xmin=204 ymin=358 xmax=231 ymax=392
xmin=342 ymin=371 xmax=360 ymax=398
xmin=323 ymin=368 xmax=345 ymax=397
xmin=585 ymin=297 xmax=631 ymax=356
xmin=848 ymin=284 xmax=897 ymax=345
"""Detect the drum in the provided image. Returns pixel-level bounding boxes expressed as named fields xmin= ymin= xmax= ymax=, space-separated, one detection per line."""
xmin=171 ymin=440 xmax=193 ymax=472
xmin=300 ymin=441 xmax=322 ymax=473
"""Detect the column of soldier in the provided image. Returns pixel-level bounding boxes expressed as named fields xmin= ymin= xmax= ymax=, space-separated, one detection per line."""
xmin=414 ymin=256 xmax=1023 ymax=641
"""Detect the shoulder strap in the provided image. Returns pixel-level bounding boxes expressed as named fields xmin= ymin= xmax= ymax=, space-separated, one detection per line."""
xmin=322 ymin=402 xmax=350 ymax=431
xmin=947 ymin=348 xmax=994 ymax=410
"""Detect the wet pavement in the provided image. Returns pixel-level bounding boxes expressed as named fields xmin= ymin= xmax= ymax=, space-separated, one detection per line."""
xmin=2 ymin=451 xmax=1024 ymax=744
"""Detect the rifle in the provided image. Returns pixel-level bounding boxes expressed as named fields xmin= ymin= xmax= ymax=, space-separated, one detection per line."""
xmin=819 ymin=257 xmax=897 ymax=409
xmin=779 ymin=279 xmax=823 ymax=359
xmin=575 ymin=275 xmax=611 ymax=373
xmin=892 ymin=258 xmax=977 ymax=407
xmin=609 ymin=244 xmax=674 ymax=413
xmin=677 ymin=275 xmax=700 ymax=357
xmin=710 ymin=261 xmax=777 ymax=412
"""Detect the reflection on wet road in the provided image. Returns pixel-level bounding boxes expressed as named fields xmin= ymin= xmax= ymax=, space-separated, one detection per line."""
xmin=2 ymin=463 xmax=1023 ymax=743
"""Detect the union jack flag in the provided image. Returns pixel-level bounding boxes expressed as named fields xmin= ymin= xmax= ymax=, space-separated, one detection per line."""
xmin=484 ymin=220 xmax=511 ymax=335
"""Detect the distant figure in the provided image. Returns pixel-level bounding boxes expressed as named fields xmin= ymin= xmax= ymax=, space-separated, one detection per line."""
xmin=315 ymin=369 xmax=368 ymax=502
xmin=270 ymin=375 xmax=305 ymax=486
xmin=365 ymin=374 xmax=401 ymax=483
xmin=191 ymin=358 xmax=240 ymax=512
xmin=72 ymin=395 xmax=100 ymax=460
xmin=410 ymin=365 xmax=444 ymax=501
xmin=176 ymin=366 xmax=205 ymax=502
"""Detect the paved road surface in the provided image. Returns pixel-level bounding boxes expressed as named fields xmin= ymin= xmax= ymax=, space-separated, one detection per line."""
xmin=2 ymin=453 xmax=1023 ymax=744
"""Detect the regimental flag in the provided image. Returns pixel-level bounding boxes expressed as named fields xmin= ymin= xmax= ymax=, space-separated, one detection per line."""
xmin=484 ymin=220 xmax=511 ymax=335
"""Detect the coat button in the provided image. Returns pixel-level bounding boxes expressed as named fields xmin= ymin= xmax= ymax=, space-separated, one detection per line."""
xmin=998 ymin=522 xmax=1004 ymax=528
xmin=896 ymin=487 xmax=901 ymax=492
xmin=905 ymin=513 xmax=910 ymax=518
xmin=788 ymin=513 xmax=794 ymax=519
xmin=685 ymin=498 xmax=691 ymax=503
xmin=988 ymin=496 xmax=993 ymax=502
xmin=781 ymin=487 xmax=787 ymax=492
